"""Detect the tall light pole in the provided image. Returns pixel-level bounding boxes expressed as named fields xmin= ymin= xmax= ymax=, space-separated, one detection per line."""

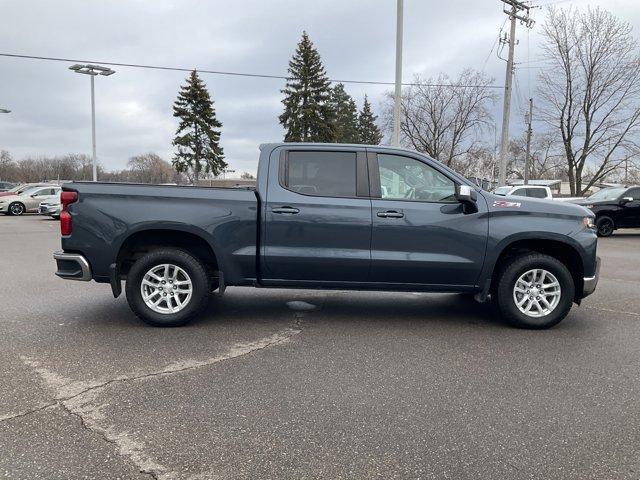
xmin=69 ymin=64 xmax=115 ymax=182
xmin=393 ymin=0 xmax=404 ymax=147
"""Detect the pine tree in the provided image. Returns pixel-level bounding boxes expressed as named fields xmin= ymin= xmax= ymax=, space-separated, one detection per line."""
xmin=172 ymin=70 xmax=226 ymax=182
xmin=329 ymin=83 xmax=359 ymax=143
xmin=279 ymin=32 xmax=335 ymax=142
xmin=357 ymin=95 xmax=382 ymax=144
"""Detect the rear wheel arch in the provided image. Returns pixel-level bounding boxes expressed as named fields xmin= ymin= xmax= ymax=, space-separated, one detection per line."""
xmin=116 ymin=229 xmax=221 ymax=284
xmin=490 ymin=238 xmax=584 ymax=302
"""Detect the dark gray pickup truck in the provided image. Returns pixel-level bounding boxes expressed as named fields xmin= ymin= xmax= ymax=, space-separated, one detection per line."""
xmin=54 ymin=143 xmax=600 ymax=329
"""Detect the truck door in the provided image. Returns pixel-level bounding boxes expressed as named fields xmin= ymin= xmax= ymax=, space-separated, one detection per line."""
xmin=262 ymin=147 xmax=372 ymax=283
xmin=368 ymin=151 xmax=488 ymax=286
xmin=621 ymin=188 xmax=640 ymax=227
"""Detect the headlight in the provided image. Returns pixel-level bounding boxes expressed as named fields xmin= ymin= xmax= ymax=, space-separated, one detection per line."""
xmin=583 ymin=217 xmax=595 ymax=229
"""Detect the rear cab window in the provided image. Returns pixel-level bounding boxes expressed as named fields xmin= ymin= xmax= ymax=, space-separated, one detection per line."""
xmin=526 ymin=188 xmax=547 ymax=198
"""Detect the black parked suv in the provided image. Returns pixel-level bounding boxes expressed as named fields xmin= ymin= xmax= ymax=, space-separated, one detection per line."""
xmin=574 ymin=186 xmax=640 ymax=237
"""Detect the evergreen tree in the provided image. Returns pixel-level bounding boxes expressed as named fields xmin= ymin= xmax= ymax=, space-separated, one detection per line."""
xmin=357 ymin=95 xmax=382 ymax=144
xmin=172 ymin=70 xmax=226 ymax=182
xmin=279 ymin=32 xmax=335 ymax=142
xmin=329 ymin=83 xmax=359 ymax=143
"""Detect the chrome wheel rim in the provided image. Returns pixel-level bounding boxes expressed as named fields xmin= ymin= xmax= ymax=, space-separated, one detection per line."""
xmin=141 ymin=264 xmax=193 ymax=314
xmin=10 ymin=203 xmax=24 ymax=215
xmin=513 ymin=269 xmax=561 ymax=318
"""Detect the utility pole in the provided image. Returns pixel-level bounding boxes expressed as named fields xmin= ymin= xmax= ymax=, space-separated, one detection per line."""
xmin=524 ymin=98 xmax=533 ymax=185
xmin=393 ymin=0 xmax=404 ymax=147
xmin=497 ymin=0 xmax=533 ymax=186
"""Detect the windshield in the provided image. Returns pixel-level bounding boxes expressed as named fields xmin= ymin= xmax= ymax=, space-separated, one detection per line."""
xmin=8 ymin=184 xmax=25 ymax=193
xmin=587 ymin=187 xmax=626 ymax=201
xmin=493 ymin=186 xmax=511 ymax=196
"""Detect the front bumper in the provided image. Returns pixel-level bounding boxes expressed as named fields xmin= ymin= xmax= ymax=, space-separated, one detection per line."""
xmin=582 ymin=256 xmax=601 ymax=297
xmin=39 ymin=205 xmax=60 ymax=216
xmin=53 ymin=251 xmax=92 ymax=281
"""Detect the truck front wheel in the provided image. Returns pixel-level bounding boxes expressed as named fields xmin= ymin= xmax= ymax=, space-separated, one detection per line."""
xmin=495 ymin=253 xmax=574 ymax=329
xmin=125 ymin=248 xmax=210 ymax=327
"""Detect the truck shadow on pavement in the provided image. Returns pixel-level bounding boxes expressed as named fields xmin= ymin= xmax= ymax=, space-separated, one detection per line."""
xmin=77 ymin=288 xmax=591 ymax=332
xmin=82 ymin=286 xmax=606 ymax=332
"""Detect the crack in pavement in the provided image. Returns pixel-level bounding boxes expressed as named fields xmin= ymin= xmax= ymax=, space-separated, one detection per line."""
xmin=0 ymin=402 xmax=57 ymax=423
xmin=15 ymin=316 xmax=309 ymax=480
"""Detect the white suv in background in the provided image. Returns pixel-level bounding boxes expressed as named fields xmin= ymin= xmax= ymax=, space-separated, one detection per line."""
xmin=493 ymin=185 xmax=553 ymax=200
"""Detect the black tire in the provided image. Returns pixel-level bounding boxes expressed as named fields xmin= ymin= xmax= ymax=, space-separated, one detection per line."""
xmin=595 ymin=216 xmax=614 ymax=237
xmin=125 ymin=248 xmax=210 ymax=327
xmin=8 ymin=202 xmax=25 ymax=216
xmin=495 ymin=253 xmax=575 ymax=329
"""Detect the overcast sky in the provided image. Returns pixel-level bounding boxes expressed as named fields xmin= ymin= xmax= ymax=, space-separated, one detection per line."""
xmin=1 ymin=0 xmax=639 ymax=176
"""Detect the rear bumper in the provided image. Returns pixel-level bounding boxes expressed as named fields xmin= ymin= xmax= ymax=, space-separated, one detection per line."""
xmin=582 ymin=256 xmax=601 ymax=298
xmin=53 ymin=251 xmax=92 ymax=281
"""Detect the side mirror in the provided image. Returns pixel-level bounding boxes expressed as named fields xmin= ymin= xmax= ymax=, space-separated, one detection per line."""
xmin=455 ymin=184 xmax=477 ymax=204
xmin=30 ymin=194 xmax=37 ymax=198
xmin=620 ymin=197 xmax=633 ymax=205
xmin=455 ymin=184 xmax=478 ymax=214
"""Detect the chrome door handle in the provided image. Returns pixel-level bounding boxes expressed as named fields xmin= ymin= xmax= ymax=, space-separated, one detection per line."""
xmin=377 ymin=210 xmax=404 ymax=218
xmin=272 ymin=206 xmax=300 ymax=214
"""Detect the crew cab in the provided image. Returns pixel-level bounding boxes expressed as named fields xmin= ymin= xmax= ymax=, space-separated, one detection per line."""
xmin=53 ymin=143 xmax=600 ymax=329
xmin=572 ymin=186 xmax=640 ymax=237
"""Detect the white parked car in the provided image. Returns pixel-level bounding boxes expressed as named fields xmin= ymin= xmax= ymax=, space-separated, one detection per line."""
xmin=0 ymin=185 xmax=61 ymax=216
xmin=493 ymin=185 xmax=553 ymax=200
xmin=38 ymin=197 xmax=62 ymax=219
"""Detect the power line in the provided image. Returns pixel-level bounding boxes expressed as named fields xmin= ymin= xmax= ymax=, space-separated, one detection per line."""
xmin=0 ymin=52 xmax=505 ymax=89
xmin=481 ymin=18 xmax=508 ymax=73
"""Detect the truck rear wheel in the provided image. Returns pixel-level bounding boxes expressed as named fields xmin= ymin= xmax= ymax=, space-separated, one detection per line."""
xmin=125 ymin=248 xmax=210 ymax=327
xmin=495 ymin=253 xmax=574 ymax=329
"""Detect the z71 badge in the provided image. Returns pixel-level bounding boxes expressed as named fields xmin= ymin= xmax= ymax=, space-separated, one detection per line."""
xmin=493 ymin=200 xmax=521 ymax=208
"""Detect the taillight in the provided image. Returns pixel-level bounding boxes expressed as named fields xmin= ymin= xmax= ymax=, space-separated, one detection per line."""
xmin=60 ymin=191 xmax=78 ymax=236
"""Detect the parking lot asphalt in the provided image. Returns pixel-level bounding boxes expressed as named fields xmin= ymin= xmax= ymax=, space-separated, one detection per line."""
xmin=1 ymin=214 xmax=639 ymax=479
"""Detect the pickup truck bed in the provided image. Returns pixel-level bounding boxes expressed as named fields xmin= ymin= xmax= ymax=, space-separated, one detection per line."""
xmin=58 ymin=182 xmax=259 ymax=286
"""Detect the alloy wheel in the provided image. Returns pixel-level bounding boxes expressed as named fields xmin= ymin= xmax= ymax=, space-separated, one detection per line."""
xmin=140 ymin=264 xmax=193 ymax=314
xmin=512 ymin=268 xmax=562 ymax=318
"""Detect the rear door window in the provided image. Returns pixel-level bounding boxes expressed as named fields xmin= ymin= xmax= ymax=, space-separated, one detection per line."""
xmin=283 ymin=151 xmax=357 ymax=197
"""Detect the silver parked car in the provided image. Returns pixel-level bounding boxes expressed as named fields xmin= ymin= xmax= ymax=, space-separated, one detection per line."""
xmin=0 ymin=185 xmax=61 ymax=216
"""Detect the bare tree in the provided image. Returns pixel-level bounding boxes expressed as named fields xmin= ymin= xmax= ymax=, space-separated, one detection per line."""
xmin=0 ymin=150 xmax=15 ymax=181
xmin=128 ymin=153 xmax=176 ymax=184
xmin=452 ymin=146 xmax=496 ymax=180
xmin=538 ymin=7 xmax=640 ymax=195
xmin=508 ymin=132 xmax=566 ymax=180
xmin=383 ymin=69 xmax=497 ymax=167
